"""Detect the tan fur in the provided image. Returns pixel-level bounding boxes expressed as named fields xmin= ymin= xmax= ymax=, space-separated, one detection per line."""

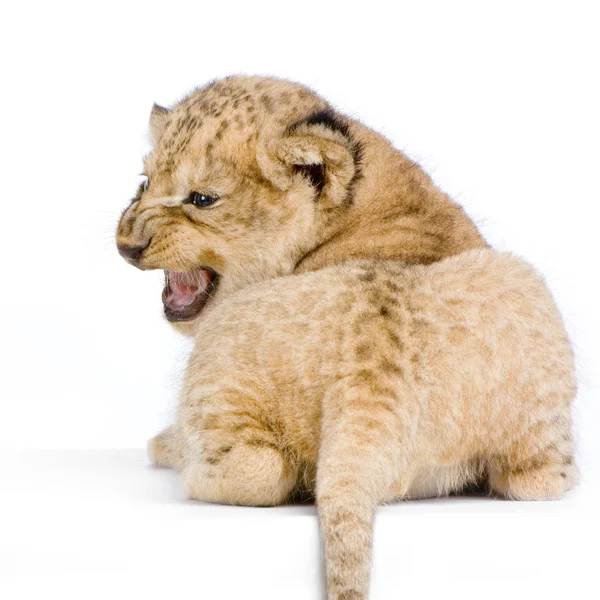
xmin=116 ymin=76 xmax=577 ymax=600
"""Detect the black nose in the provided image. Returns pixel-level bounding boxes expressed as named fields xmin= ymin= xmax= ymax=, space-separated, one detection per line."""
xmin=118 ymin=242 xmax=148 ymax=263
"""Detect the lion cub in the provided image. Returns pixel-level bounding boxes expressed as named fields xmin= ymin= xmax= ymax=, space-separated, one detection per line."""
xmin=117 ymin=76 xmax=577 ymax=600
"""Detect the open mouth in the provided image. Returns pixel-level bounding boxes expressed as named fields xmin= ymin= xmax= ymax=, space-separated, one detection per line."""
xmin=161 ymin=268 xmax=219 ymax=322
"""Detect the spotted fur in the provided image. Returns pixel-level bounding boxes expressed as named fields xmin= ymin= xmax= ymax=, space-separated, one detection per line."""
xmin=117 ymin=76 xmax=577 ymax=600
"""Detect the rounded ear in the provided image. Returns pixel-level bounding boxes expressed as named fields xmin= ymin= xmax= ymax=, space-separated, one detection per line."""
xmin=258 ymin=111 xmax=361 ymax=204
xmin=148 ymin=103 xmax=170 ymax=145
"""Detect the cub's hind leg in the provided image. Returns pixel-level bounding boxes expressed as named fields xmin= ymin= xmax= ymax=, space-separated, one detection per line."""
xmin=489 ymin=408 xmax=578 ymax=500
xmin=180 ymin=390 xmax=298 ymax=507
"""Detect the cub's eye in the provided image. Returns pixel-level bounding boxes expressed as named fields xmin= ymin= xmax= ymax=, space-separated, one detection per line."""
xmin=188 ymin=192 xmax=219 ymax=207
xmin=142 ymin=177 xmax=150 ymax=191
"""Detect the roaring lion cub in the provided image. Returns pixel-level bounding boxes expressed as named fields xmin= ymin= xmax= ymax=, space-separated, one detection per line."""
xmin=116 ymin=76 xmax=577 ymax=600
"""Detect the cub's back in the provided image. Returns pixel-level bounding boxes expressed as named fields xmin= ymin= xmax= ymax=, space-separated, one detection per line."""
xmin=195 ymin=248 xmax=567 ymax=350
xmin=190 ymin=248 xmax=573 ymax=395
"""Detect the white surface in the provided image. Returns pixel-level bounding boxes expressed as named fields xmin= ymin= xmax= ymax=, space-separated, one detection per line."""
xmin=1 ymin=450 xmax=598 ymax=600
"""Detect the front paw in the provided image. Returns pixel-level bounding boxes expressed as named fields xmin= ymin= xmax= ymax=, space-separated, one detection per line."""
xmin=147 ymin=426 xmax=181 ymax=469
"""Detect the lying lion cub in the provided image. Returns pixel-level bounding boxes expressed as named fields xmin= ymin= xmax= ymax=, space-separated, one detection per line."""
xmin=116 ymin=76 xmax=577 ymax=600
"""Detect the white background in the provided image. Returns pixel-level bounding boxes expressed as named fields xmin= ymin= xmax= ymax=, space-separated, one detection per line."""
xmin=1 ymin=2 xmax=598 ymax=599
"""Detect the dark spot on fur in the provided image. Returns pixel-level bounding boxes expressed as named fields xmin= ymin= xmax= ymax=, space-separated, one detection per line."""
xmin=355 ymin=344 xmax=371 ymax=359
xmin=355 ymin=368 xmax=377 ymax=383
xmin=261 ymin=93 xmax=274 ymax=112
xmin=233 ymin=113 xmax=245 ymax=129
xmin=204 ymin=446 xmax=232 ymax=465
xmin=385 ymin=328 xmax=403 ymax=349
xmin=246 ymin=439 xmax=279 ymax=451
xmin=411 ymin=318 xmax=428 ymax=332
xmin=404 ymin=202 xmax=426 ymax=216
xmin=380 ymin=359 xmax=404 ymax=376
xmin=214 ymin=120 xmax=229 ymax=140
xmin=383 ymin=295 xmax=399 ymax=306
xmin=358 ymin=271 xmax=376 ymax=283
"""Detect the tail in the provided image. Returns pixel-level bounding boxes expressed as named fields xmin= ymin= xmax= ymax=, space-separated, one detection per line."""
xmin=317 ymin=464 xmax=378 ymax=599
xmin=317 ymin=376 xmax=410 ymax=599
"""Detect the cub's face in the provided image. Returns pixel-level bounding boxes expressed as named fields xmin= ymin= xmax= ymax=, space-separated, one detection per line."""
xmin=116 ymin=77 xmax=360 ymax=323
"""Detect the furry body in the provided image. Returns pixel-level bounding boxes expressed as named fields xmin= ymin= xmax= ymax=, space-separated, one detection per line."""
xmin=150 ymin=250 xmax=576 ymax=598
xmin=116 ymin=76 xmax=577 ymax=599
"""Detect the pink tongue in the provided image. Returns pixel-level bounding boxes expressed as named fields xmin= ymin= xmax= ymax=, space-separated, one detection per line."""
xmin=168 ymin=270 xmax=212 ymax=308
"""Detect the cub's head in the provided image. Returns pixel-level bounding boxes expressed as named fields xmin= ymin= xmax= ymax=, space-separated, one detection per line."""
xmin=116 ymin=76 xmax=361 ymax=325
